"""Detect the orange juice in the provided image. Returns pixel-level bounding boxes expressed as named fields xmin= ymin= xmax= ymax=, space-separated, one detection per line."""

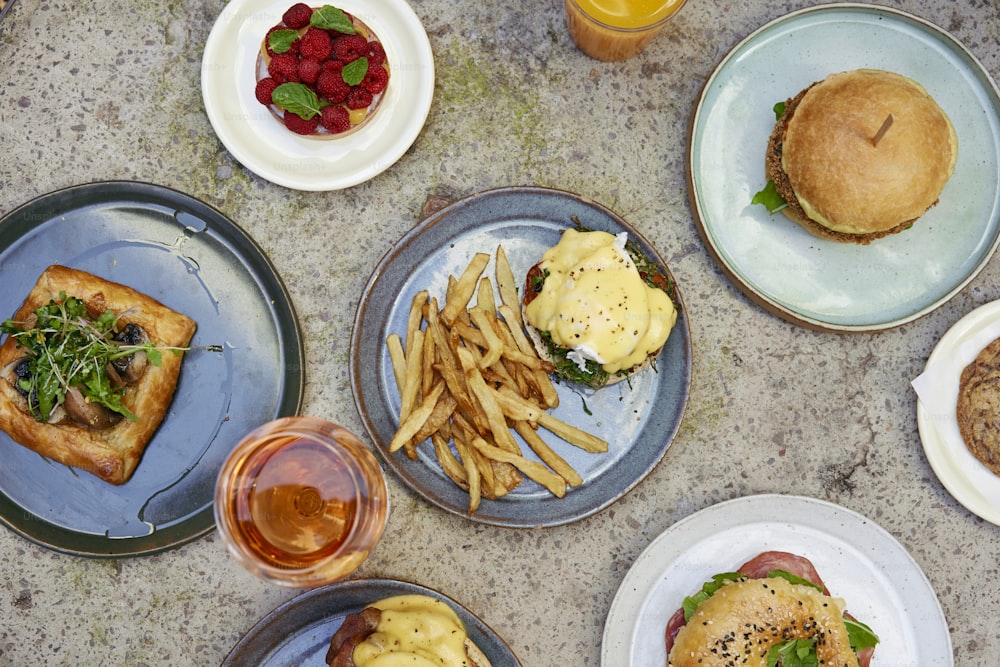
xmin=215 ymin=417 xmax=388 ymax=587
xmin=565 ymin=0 xmax=687 ymax=61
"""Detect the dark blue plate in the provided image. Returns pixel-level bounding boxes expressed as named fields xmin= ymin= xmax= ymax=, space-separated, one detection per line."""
xmin=350 ymin=186 xmax=691 ymax=528
xmin=0 ymin=181 xmax=304 ymax=556
xmin=221 ymin=578 xmax=521 ymax=666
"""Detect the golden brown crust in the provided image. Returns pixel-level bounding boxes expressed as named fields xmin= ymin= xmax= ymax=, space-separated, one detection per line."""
xmin=956 ymin=337 xmax=1000 ymax=476
xmin=0 ymin=265 xmax=196 ymax=485
xmin=667 ymin=577 xmax=858 ymax=667
xmin=779 ymin=69 xmax=957 ymax=238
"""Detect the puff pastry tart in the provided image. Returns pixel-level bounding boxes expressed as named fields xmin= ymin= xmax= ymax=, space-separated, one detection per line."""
xmin=0 ymin=265 xmax=196 ymax=485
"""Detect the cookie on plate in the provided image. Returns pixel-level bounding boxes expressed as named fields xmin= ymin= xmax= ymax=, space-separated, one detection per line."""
xmin=956 ymin=337 xmax=1000 ymax=476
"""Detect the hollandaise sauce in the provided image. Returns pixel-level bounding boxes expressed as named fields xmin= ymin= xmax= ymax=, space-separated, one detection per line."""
xmin=525 ymin=229 xmax=676 ymax=376
xmin=353 ymin=595 xmax=471 ymax=667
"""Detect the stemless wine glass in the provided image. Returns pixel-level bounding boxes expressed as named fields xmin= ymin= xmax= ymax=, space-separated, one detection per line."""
xmin=214 ymin=416 xmax=389 ymax=587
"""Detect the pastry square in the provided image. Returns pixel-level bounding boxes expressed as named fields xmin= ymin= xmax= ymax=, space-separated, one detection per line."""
xmin=0 ymin=265 xmax=196 ymax=484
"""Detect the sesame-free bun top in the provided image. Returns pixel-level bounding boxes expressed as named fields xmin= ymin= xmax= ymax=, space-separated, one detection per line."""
xmin=781 ymin=69 xmax=958 ymax=237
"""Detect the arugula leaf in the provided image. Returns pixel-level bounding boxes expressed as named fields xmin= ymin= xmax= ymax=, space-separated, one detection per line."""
xmin=766 ymin=569 xmax=823 ymax=592
xmin=751 ymin=180 xmax=788 ymax=213
xmin=271 ymin=82 xmax=323 ymax=120
xmin=267 ymin=28 xmax=299 ymax=54
xmin=845 ymin=617 xmax=880 ymax=651
xmin=342 ymin=57 xmax=369 ymax=87
xmin=767 ymin=638 xmax=818 ymax=667
xmin=310 ymin=5 xmax=356 ymax=33
xmin=681 ymin=572 xmax=743 ymax=621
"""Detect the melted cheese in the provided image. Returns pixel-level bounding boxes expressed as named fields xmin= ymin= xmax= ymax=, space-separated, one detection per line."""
xmin=524 ymin=229 xmax=676 ymax=374
xmin=353 ymin=595 xmax=470 ymax=667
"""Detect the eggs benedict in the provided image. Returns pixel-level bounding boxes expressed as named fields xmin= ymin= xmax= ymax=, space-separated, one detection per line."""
xmin=326 ymin=594 xmax=493 ymax=667
xmin=522 ymin=228 xmax=677 ymax=388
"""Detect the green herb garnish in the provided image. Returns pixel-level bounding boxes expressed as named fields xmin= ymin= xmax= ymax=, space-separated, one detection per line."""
xmin=310 ymin=5 xmax=356 ymax=33
xmin=681 ymin=572 xmax=743 ymax=621
xmin=271 ymin=82 xmax=324 ymax=120
xmin=751 ymin=179 xmax=788 ymax=213
xmin=0 ymin=293 xmax=166 ymax=423
xmin=767 ymin=638 xmax=819 ymax=667
xmin=267 ymin=28 xmax=300 ymax=54
xmin=773 ymin=100 xmax=787 ymax=120
xmin=342 ymin=57 xmax=369 ymax=87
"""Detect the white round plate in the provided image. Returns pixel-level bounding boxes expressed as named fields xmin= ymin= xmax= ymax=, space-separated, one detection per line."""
xmin=914 ymin=301 xmax=1000 ymax=525
xmin=689 ymin=3 xmax=1000 ymax=331
xmin=201 ymin=0 xmax=434 ymax=191
xmin=601 ymin=494 xmax=952 ymax=666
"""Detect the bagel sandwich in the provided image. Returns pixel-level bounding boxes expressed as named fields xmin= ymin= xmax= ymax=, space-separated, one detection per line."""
xmin=521 ymin=227 xmax=678 ymax=389
xmin=665 ymin=550 xmax=878 ymax=667
xmin=326 ymin=594 xmax=493 ymax=667
xmin=752 ymin=69 xmax=958 ymax=244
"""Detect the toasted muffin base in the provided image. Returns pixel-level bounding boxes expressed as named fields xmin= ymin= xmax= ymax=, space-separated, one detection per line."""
xmin=957 ymin=337 xmax=1000 ymax=476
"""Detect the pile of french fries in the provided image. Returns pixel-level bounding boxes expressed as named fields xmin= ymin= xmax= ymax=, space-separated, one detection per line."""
xmin=385 ymin=246 xmax=608 ymax=513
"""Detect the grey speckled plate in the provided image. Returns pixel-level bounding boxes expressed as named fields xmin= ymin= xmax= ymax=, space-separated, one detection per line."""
xmin=221 ymin=578 xmax=521 ymax=666
xmin=350 ymin=186 xmax=691 ymax=528
xmin=0 ymin=182 xmax=304 ymax=557
xmin=689 ymin=3 xmax=1000 ymax=332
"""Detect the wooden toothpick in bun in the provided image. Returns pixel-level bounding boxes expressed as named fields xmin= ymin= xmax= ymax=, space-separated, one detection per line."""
xmin=758 ymin=69 xmax=958 ymax=244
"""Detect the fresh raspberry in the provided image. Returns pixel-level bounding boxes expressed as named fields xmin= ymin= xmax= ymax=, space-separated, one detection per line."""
xmin=361 ymin=65 xmax=389 ymax=95
xmin=255 ymin=77 xmax=279 ymax=105
xmin=267 ymin=52 xmax=300 ymax=83
xmin=320 ymin=105 xmax=351 ymax=134
xmin=316 ymin=70 xmax=351 ymax=104
xmin=333 ymin=34 xmax=368 ymax=63
xmin=299 ymin=27 xmax=332 ymax=61
xmin=283 ymin=111 xmax=319 ymax=135
xmin=297 ymin=58 xmax=323 ymax=85
xmin=365 ymin=40 xmax=386 ymax=67
xmin=323 ymin=59 xmax=344 ymax=73
xmin=346 ymin=87 xmax=373 ymax=110
xmin=281 ymin=3 xmax=313 ymax=29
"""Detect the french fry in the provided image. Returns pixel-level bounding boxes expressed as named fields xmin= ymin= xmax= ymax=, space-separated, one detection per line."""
xmin=398 ymin=328 xmax=424 ymax=423
xmin=469 ymin=307 xmax=504 ymax=369
xmin=386 ymin=333 xmax=406 ymax=394
xmin=514 ymin=421 xmax=584 ymax=487
xmin=389 ymin=380 xmax=446 ymax=452
xmin=495 ymin=386 xmax=608 ymax=453
xmin=470 ymin=436 xmax=567 ymax=498
xmin=440 ymin=252 xmax=490 ymax=325
xmin=432 ymin=432 xmax=467 ymax=489
xmin=495 ymin=245 xmax=521 ymax=328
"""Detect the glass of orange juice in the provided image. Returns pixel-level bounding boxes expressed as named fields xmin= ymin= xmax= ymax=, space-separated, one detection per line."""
xmin=214 ymin=416 xmax=389 ymax=588
xmin=565 ymin=0 xmax=687 ymax=61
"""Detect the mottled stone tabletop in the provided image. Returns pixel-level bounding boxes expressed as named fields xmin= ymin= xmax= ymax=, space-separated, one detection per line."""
xmin=1 ymin=0 xmax=999 ymax=665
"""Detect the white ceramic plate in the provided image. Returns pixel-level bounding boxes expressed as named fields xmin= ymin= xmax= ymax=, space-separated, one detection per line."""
xmin=913 ymin=301 xmax=1000 ymax=526
xmin=689 ymin=3 xmax=1000 ymax=331
xmin=201 ymin=0 xmax=434 ymax=191
xmin=601 ymin=494 xmax=953 ymax=666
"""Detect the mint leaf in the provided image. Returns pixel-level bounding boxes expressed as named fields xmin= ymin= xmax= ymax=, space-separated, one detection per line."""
xmin=310 ymin=5 xmax=356 ymax=33
xmin=342 ymin=57 xmax=369 ymax=86
xmin=267 ymin=28 xmax=299 ymax=54
xmin=751 ymin=180 xmax=787 ymax=213
xmin=773 ymin=100 xmax=787 ymax=120
xmin=845 ymin=617 xmax=880 ymax=651
xmin=682 ymin=572 xmax=742 ymax=621
xmin=272 ymin=82 xmax=322 ymax=120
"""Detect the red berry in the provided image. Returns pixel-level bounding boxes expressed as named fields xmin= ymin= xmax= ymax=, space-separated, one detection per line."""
xmin=320 ymin=105 xmax=351 ymax=134
xmin=264 ymin=25 xmax=300 ymax=58
xmin=346 ymin=87 xmax=373 ymax=110
xmin=323 ymin=59 xmax=344 ymax=72
xmin=299 ymin=27 xmax=332 ymax=61
xmin=281 ymin=3 xmax=313 ymax=29
xmin=297 ymin=58 xmax=323 ymax=85
xmin=316 ymin=70 xmax=351 ymax=104
xmin=255 ymin=77 xmax=279 ymax=105
xmin=268 ymin=52 xmax=300 ymax=82
xmin=283 ymin=111 xmax=319 ymax=135
xmin=365 ymin=40 xmax=386 ymax=67
xmin=333 ymin=34 xmax=368 ymax=63
xmin=361 ymin=65 xmax=389 ymax=95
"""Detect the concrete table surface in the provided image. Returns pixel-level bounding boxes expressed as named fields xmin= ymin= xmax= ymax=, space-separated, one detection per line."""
xmin=1 ymin=0 xmax=998 ymax=665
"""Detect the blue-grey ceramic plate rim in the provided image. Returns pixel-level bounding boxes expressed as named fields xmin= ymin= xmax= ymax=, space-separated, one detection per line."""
xmin=688 ymin=3 xmax=1000 ymax=332
xmin=0 ymin=181 xmax=304 ymax=557
xmin=221 ymin=578 xmax=522 ymax=666
xmin=350 ymin=185 xmax=692 ymax=528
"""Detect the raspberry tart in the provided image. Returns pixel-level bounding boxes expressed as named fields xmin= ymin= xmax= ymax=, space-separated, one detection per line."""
xmin=255 ymin=3 xmax=390 ymax=137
